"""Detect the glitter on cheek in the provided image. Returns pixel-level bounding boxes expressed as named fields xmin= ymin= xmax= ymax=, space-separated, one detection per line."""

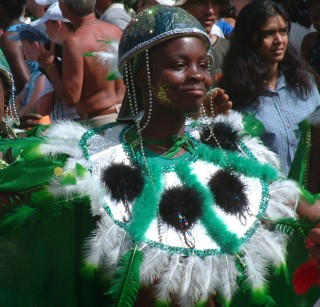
xmin=154 ymin=82 xmax=177 ymax=109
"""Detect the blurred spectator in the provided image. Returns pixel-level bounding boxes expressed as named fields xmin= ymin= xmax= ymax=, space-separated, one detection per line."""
xmin=279 ymin=0 xmax=316 ymax=54
xmin=301 ymin=0 xmax=320 ymax=74
xmin=95 ymin=0 xmax=131 ymax=30
xmin=37 ymin=0 xmax=125 ymax=127
xmin=8 ymin=26 xmax=52 ymax=117
xmin=217 ymin=4 xmax=236 ymax=38
xmin=230 ymin=0 xmax=252 ymax=16
xmin=178 ymin=0 xmax=230 ymax=85
xmin=30 ymin=1 xmax=79 ymax=120
xmin=220 ymin=0 xmax=320 ymax=176
xmin=0 ymin=0 xmax=31 ymax=94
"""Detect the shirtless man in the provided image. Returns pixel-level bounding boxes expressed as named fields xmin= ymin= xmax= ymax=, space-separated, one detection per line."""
xmin=37 ymin=0 xmax=125 ymax=127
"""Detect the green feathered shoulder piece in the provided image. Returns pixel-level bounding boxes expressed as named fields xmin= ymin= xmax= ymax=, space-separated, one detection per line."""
xmin=0 ymin=133 xmax=90 ymax=228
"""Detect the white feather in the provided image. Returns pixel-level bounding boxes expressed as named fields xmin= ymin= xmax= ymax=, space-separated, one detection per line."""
xmin=242 ymin=245 xmax=269 ymax=290
xmin=215 ymin=255 xmax=239 ymax=302
xmin=266 ymin=200 xmax=297 ymax=220
xmin=242 ymin=136 xmax=280 ymax=168
xmin=84 ymin=216 xmax=130 ymax=270
xmin=252 ymin=228 xmax=287 ymax=268
xmin=308 ymin=107 xmax=320 ymax=126
xmin=44 ymin=120 xmax=89 ymax=139
xmin=178 ymin=257 xmax=212 ymax=307
xmin=155 ymin=254 xmax=184 ymax=301
xmin=89 ymin=40 xmax=121 ymax=79
xmin=140 ymin=248 xmax=170 ymax=285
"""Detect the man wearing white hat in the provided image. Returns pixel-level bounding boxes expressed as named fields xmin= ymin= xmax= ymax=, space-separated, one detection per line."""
xmin=36 ymin=0 xmax=125 ymax=127
xmin=30 ymin=2 xmax=79 ymax=120
xmin=95 ymin=0 xmax=131 ymax=30
xmin=35 ymin=0 xmax=57 ymax=6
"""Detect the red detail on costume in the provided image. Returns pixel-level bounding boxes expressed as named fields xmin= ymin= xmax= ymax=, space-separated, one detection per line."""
xmin=292 ymin=259 xmax=320 ymax=294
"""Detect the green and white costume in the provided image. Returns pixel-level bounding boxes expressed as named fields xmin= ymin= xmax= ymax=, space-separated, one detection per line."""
xmin=3 ymin=110 xmax=296 ymax=306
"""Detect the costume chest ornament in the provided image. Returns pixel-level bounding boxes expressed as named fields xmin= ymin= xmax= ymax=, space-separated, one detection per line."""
xmin=79 ymin=118 xmax=298 ymax=306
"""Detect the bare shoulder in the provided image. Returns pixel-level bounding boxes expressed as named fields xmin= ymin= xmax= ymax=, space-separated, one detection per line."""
xmin=96 ymin=20 xmax=123 ymax=40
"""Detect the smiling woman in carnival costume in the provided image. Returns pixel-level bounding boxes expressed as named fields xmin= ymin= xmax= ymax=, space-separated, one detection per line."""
xmin=0 ymin=5 xmax=315 ymax=307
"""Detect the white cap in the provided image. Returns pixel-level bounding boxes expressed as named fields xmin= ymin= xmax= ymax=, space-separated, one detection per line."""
xmin=156 ymin=0 xmax=175 ymax=5
xmin=30 ymin=2 xmax=70 ymax=27
xmin=173 ymin=0 xmax=187 ymax=5
xmin=35 ymin=0 xmax=57 ymax=5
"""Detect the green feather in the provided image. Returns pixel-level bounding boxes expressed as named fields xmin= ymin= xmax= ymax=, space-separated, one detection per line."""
xmin=154 ymin=300 xmax=171 ymax=307
xmin=25 ymin=124 xmax=50 ymax=137
xmin=61 ymin=171 xmax=77 ymax=186
xmin=106 ymin=245 xmax=142 ymax=307
xmin=242 ymin=113 xmax=265 ymax=137
xmin=300 ymin=187 xmax=320 ymax=205
xmin=195 ymin=300 xmax=210 ymax=307
xmin=0 ymin=158 xmax=64 ymax=192
xmin=0 ymin=136 xmax=44 ymax=160
xmin=82 ymin=52 xmax=94 ymax=57
xmin=0 ymin=190 xmax=90 ymax=228
xmin=274 ymin=263 xmax=290 ymax=285
xmin=268 ymin=216 xmax=320 ymax=237
xmin=76 ymin=163 xmax=88 ymax=178
xmin=81 ymin=262 xmax=99 ymax=280
xmin=106 ymin=71 xmax=117 ymax=81
xmin=0 ymin=205 xmax=36 ymax=228
xmin=250 ymin=288 xmax=276 ymax=306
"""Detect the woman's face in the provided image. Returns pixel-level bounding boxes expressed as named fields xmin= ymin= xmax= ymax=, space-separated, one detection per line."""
xmin=148 ymin=36 xmax=212 ymax=115
xmin=254 ymin=14 xmax=289 ymax=64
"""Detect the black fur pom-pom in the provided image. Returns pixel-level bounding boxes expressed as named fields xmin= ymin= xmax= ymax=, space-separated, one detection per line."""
xmin=159 ymin=186 xmax=203 ymax=230
xmin=208 ymin=169 xmax=249 ymax=217
xmin=101 ymin=163 xmax=144 ymax=202
xmin=201 ymin=122 xmax=239 ymax=151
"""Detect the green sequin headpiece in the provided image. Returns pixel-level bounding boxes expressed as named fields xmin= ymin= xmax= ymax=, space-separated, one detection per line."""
xmin=118 ymin=5 xmax=211 ymax=74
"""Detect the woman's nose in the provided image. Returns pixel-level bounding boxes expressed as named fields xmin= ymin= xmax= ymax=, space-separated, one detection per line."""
xmin=189 ymin=65 xmax=205 ymax=82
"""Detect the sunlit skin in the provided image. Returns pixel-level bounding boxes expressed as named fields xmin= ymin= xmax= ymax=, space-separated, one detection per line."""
xmin=45 ymin=20 xmax=61 ymax=44
xmin=136 ymin=37 xmax=212 ymax=156
xmin=181 ymin=0 xmax=220 ymax=34
xmin=148 ymin=37 xmax=212 ymax=116
xmin=21 ymin=40 xmax=41 ymax=61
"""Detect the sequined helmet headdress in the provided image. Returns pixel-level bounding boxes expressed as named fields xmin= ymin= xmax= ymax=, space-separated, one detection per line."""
xmin=117 ymin=5 xmax=211 ymax=123
xmin=118 ymin=5 xmax=211 ymax=74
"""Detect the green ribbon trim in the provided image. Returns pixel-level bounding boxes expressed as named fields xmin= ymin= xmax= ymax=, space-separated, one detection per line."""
xmin=197 ymin=143 xmax=278 ymax=181
xmin=126 ymin=127 xmax=195 ymax=158
xmin=127 ymin=161 xmax=163 ymax=242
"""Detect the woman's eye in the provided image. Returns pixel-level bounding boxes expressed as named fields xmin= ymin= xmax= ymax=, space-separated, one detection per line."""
xmin=199 ymin=62 xmax=208 ymax=70
xmin=174 ymin=62 xmax=186 ymax=69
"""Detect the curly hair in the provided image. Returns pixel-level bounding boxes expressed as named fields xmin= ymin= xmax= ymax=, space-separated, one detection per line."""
xmin=219 ymin=0 xmax=316 ymax=110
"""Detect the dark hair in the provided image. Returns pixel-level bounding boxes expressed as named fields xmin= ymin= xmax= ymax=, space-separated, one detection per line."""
xmin=306 ymin=0 xmax=320 ymax=11
xmin=278 ymin=0 xmax=311 ymax=28
xmin=219 ymin=0 xmax=316 ymax=109
xmin=0 ymin=0 xmax=26 ymax=20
